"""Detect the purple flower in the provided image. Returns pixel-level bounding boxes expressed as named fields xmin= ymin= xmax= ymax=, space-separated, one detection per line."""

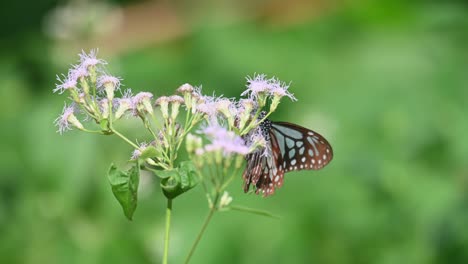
xmin=97 ymin=75 xmax=121 ymax=91
xmin=54 ymin=104 xmax=83 ymax=134
xmin=79 ymin=49 xmax=106 ymax=69
xmin=70 ymin=65 xmax=89 ymax=80
xmin=242 ymin=74 xmax=270 ymax=96
xmin=54 ymin=74 xmax=77 ymax=94
xmin=133 ymin=92 xmax=153 ymax=105
xmin=133 ymin=92 xmax=154 ymax=115
xmin=242 ymin=73 xmax=296 ymax=101
xmin=176 ymin=83 xmax=194 ymax=94
xmin=200 ymin=125 xmax=250 ymax=156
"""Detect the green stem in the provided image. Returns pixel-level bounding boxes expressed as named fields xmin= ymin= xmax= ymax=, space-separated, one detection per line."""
xmin=184 ymin=194 xmax=219 ymax=264
xmin=163 ymin=198 xmax=173 ymax=264
xmin=111 ymin=128 xmax=139 ymax=149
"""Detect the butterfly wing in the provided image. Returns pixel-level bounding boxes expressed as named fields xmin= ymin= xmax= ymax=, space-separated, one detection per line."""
xmin=242 ymin=121 xmax=333 ymax=197
xmin=242 ymin=131 xmax=285 ymax=196
xmin=271 ymin=122 xmax=333 ymax=171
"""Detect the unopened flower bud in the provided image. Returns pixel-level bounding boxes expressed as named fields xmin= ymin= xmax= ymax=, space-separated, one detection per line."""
xmin=100 ymin=98 xmax=109 ymax=119
xmin=169 ymin=95 xmax=184 ymax=120
xmin=186 ymin=133 xmax=202 ymax=154
xmin=219 ymin=191 xmax=233 ymax=208
xmin=155 ymin=96 xmax=169 ymax=119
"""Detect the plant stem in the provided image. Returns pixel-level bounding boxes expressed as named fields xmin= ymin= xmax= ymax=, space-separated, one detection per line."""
xmin=184 ymin=205 xmax=216 ymax=264
xmin=163 ymin=198 xmax=173 ymax=264
xmin=111 ymin=127 xmax=139 ymax=149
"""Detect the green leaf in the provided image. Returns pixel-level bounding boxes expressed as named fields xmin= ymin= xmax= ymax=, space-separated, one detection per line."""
xmin=159 ymin=161 xmax=199 ymax=199
xmin=139 ymin=146 xmax=158 ymax=160
xmin=179 ymin=161 xmax=199 ymax=190
xmin=228 ymin=205 xmax=281 ymax=219
xmin=107 ymin=162 xmax=140 ymax=220
xmin=154 ymin=168 xmax=177 ymax=179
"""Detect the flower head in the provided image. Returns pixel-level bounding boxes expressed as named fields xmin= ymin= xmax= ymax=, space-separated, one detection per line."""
xmin=54 ymin=74 xmax=78 ymax=94
xmin=168 ymin=95 xmax=185 ymax=120
xmin=79 ymin=49 xmax=106 ymax=69
xmin=133 ymin=92 xmax=154 ymax=115
xmin=155 ymin=96 xmax=170 ymax=119
xmin=242 ymin=74 xmax=271 ymax=96
xmin=242 ymin=74 xmax=296 ymax=103
xmin=54 ymin=104 xmax=83 ymax=134
xmin=176 ymin=83 xmax=194 ymax=94
xmin=115 ymin=89 xmax=133 ymax=119
xmin=97 ymin=74 xmax=121 ymax=100
xmin=200 ymin=124 xmax=250 ymax=156
xmin=70 ymin=65 xmax=89 ymax=80
xmin=196 ymin=96 xmax=219 ymax=119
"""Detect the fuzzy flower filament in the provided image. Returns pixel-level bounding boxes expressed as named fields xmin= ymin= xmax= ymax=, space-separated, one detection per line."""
xmin=54 ymin=104 xmax=84 ymax=134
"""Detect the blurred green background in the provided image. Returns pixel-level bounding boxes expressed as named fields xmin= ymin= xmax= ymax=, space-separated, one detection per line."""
xmin=1 ymin=0 xmax=468 ymax=263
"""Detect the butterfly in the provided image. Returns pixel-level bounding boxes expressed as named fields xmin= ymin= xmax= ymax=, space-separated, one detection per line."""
xmin=242 ymin=113 xmax=333 ymax=197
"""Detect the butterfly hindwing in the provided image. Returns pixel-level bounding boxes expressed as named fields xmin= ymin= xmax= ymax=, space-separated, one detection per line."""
xmin=242 ymin=134 xmax=285 ymax=197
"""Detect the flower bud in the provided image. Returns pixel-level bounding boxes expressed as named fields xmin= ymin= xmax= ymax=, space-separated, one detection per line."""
xmin=99 ymin=98 xmax=109 ymax=119
xmin=115 ymin=98 xmax=131 ymax=119
xmin=219 ymin=191 xmax=233 ymax=208
xmin=186 ymin=133 xmax=202 ymax=154
xmin=133 ymin=92 xmax=154 ymax=115
xmin=155 ymin=96 xmax=169 ymax=119
xmin=169 ymin=95 xmax=184 ymax=120
xmin=177 ymin=83 xmax=194 ymax=109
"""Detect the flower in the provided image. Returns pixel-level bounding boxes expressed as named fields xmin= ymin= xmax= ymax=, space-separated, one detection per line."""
xmin=200 ymin=124 xmax=250 ymax=156
xmin=54 ymin=74 xmax=77 ymax=94
xmin=176 ymin=83 xmax=194 ymax=94
xmin=242 ymin=73 xmax=296 ymax=103
xmin=97 ymin=74 xmax=121 ymax=100
xmin=70 ymin=65 xmax=89 ymax=80
xmin=133 ymin=92 xmax=154 ymax=115
xmin=168 ymin=95 xmax=185 ymax=120
xmin=242 ymin=74 xmax=271 ymax=96
xmin=115 ymin=89 xmax=133 ymax=119
xmin=78 ymin=49 xmax=106 ymax=69
xmin=54 ymin=104 xmax=83 ymax=134
xmin=155 ymin=96 xmax=170 ymax=119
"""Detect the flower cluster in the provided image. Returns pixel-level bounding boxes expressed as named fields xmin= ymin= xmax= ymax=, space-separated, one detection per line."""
xmin=54 ymin=50 xmax=297 ymax=206
xmin=54 ymin=50 xmax=300 ymax=263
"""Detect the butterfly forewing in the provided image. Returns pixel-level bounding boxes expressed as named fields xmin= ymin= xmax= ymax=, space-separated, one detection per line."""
xmin=271 ymin=122 xmax=333 ymax=171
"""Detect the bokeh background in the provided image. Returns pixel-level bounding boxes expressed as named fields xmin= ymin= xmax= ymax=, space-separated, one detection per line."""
xmin=1 ymin=0 xmax=468 ymax=263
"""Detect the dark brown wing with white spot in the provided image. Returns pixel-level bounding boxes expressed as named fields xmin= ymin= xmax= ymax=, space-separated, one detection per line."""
xmin=242 ymin=132 xmax=285 ymax=197
xmin=271 ymin=122 xmax=333 ymax=171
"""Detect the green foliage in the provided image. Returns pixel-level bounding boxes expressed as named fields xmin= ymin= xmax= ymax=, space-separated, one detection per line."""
xmin=157 ymin=161 xmax=199 ymax=199
xmin=107 ymin=163 xmax=140 ymax=220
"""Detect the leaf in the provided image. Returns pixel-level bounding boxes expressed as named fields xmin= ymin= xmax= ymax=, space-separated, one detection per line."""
xmin=154 ymin=168 xmax=177 ymax=179
xmin=107 ymin=162 xmax=140 ymax=220
xmin=228 ymin=205 xmax=281 ymax=219
xmin=159 ymin=161 xmax=199 ymax=199
xmin=139 ymin=146 xmax=158 ymax=160
xmin=179 ymin=161 xmax=199 ymax=190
